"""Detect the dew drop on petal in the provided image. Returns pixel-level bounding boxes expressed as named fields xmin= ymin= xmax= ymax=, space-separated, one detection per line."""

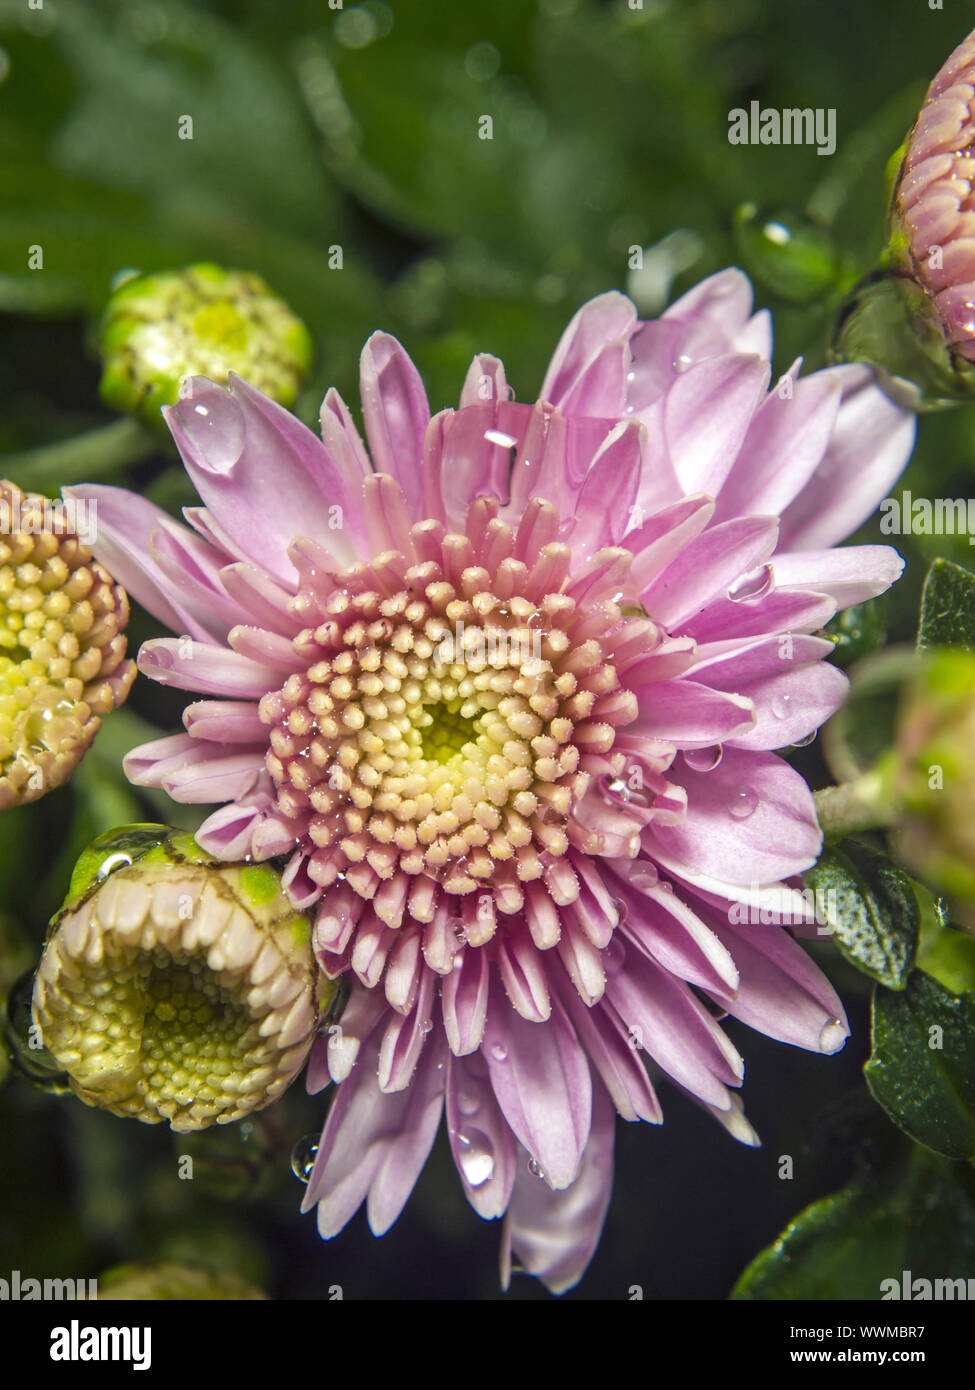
xmin=418 ymin=1017 xmax=434 ymax=1035
xmin=527 ymin=1156 xmax=546 ymax=1179
xmin=728 ymin=564 xmax=774 ymax=603
xmin=674 ymin=353 xmax=693 ymax=373
xmin=602 ymin=935 xmax=626 ymax=975
xmin=819 ymin=1018 xmax=847 ymax=1054
xmin=629 ymin=863 xmax=659 ymax=893
xmin=490 ymin=1041 xmax=508 ymax=1063
xmin=457 ymin=1089 xmax=480 ymax=1118
xmin=729 ymin=789 xmax=758 ymax=820
xmin=683 ymin=745 xmax=723 ymax=772
xmin=792 ymin=730 xmax=817 ymax=748
xmin=771 ymin=693 xmax=792 ymax=720
xmin=180 ymin=393 xmax=245 ymax=473
xmin=457 ymin=1129 xmax=495 ymax=1187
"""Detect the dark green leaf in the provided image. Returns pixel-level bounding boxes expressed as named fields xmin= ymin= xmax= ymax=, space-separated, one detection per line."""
xmin=918 ymin=559 xmax=975 ymax=651
xmin=865 ymin=970 xmax=975 ymax=1159
xmin=804 ymin=841 xmax=918 ymax=988
xmin=732 ymin=1146 xmax=975 ymax=1300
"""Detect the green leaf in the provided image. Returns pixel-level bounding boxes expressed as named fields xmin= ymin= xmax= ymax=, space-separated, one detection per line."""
xmin=804 ymin=841 xmax=918 ymax=988
xmin=865 ymin=970 xmax=975 ymax=1159
xmin=732 ymin=1146 xmax=975 ymax=1300
xmin=918 ymin=558 xmax=975 ymax=651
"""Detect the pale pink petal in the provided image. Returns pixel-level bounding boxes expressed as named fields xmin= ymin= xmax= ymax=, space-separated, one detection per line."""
xmin=646 ymin=746 xmax=822 ymax=884
xmin=446 ymin=1050 xmax=518 ymax=1219
xmin=501 ymin=1083 xmax=615 ymax=1295
xmin=482 ymin=982 xmax=592 ymax=1190
xmin=359 ymin=332 xmax=431 ymax=517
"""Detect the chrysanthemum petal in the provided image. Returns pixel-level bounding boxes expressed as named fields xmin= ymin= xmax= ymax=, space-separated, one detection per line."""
xmin=647 ymin=746 xmax=822 ymax=883
xmin=501 ymin=1082 xmax=615 ymax=1295
xmin=359 ymin=332 xmax=431 ymax=516
xmin=164 ymin=375 xmax=360 ymax=584
xmin=777 ymin=364 xmax=917 ymax=550
xmin=446 ymin=1050 xmax=518 ymax=1219
xmin=483 ymin=983 xmax=591 ymax=1190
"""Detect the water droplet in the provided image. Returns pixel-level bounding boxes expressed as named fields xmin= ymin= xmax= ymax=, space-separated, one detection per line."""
xmin=683 ymin=745 xmax=723 ymax=772
xmin=657 ymin=879 xmax=673 ymax=893
xmin=629 ymin=863 xmax=659 ymax=893
xmin=791 ymin=730 xmax=817 ymax=749
xmin=457 ymin=1090 xmax=480 ymax=1117
xmin=771 ymin=693 xmax=792 ymax=720
xmin=728 ymin=564 xmax=774 ymax=603
xmin=457 ymin=1129 xmax=495 ymax=1187
xmin=674 ymin=353 xmax=693 ymax=373
xmin=819 ymin=1018 xmax=847 ymax=1054
xmin=418 ymin=1017 xmax=434 ymax=1035
xmin=729 ymin=789 xmax=758 ymax=820
xmin=179 ymin=390 xmax=244 ymax=472
xmin=490 ymin=1041 xmax=508 ymax=1063
xmin=527 ymin=1156 xmax=546 ymax=1179
xmin=290 ymin=1133 xmax=319 ymax=1183
xmin=602 ymin=936 xmax=626 ymax=975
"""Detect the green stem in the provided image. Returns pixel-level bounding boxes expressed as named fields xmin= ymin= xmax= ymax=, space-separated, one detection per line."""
xmin=814 ymin=771 xmax=898 ymax=836
xmin=1 ymin=418 xmax=158 ymax=493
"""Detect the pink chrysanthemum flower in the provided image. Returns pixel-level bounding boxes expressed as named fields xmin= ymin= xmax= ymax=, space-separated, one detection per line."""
xmin=72 ymin=269 xmax=914 ymax=1292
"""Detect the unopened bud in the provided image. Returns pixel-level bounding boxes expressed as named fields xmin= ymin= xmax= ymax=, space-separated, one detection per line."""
xmin=32 ymin=827 xmax=332 ymax=1132
xmin=99 ymin=264 xmax=314 ymax=428
xmin=833 ymin=29 xmax=975 ymax=408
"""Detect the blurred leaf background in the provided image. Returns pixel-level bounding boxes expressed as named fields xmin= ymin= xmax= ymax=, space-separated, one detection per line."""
xmin=3 ymin=0 xmax=975 ymax=1300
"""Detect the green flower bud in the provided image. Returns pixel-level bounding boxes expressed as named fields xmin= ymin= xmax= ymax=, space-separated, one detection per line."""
xmin=890 ymin=650 xmax=975 ymax=908
xmin=830 ymin=270 xmax=975 ymax=411
xmin=32 ymin=826 xmax=332 ymax=1132
xmin=98 ymin=264 xmax=314 ymax=428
